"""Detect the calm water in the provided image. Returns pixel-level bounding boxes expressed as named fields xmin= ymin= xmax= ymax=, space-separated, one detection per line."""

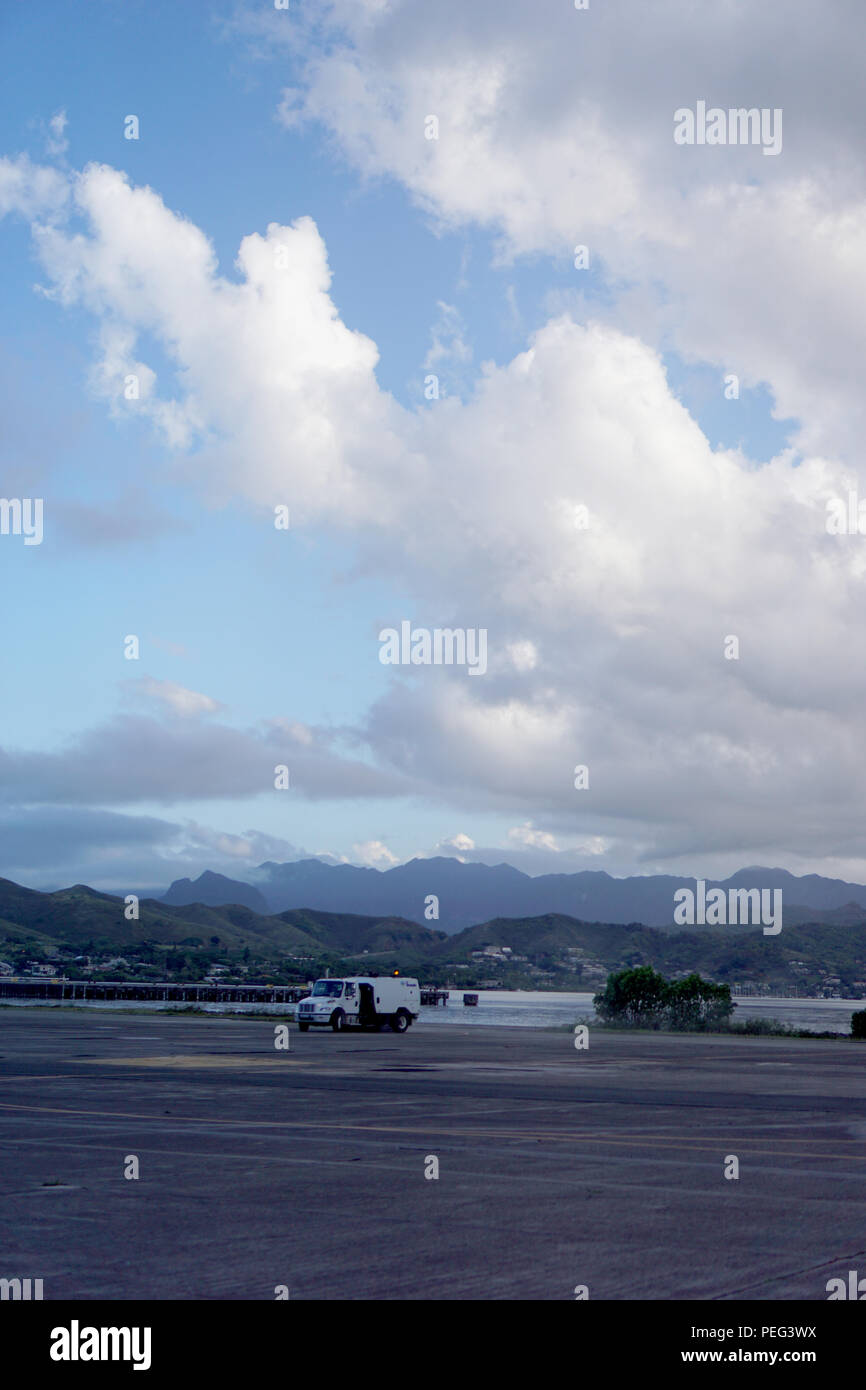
xmin=3 ymin=990 xmax=864 ymax=1033
xmin=417 ymin=990 xmax=866 ymax=1034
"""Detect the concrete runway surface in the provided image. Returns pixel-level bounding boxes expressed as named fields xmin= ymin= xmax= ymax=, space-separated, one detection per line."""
xmin=1 ymin=1010 xmax=865 ymax=1300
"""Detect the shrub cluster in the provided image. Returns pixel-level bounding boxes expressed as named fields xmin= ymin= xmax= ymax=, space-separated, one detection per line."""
xmin=593 ymin=965 xmax=734 ymax=1031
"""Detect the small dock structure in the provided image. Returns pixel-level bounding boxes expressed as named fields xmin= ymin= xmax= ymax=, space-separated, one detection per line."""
xmin=420 ymin=986 xmax=449 ymax=1006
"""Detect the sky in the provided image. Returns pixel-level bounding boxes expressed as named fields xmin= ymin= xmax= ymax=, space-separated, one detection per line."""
xmin=2 ymin=0 xmax=866 ymax=894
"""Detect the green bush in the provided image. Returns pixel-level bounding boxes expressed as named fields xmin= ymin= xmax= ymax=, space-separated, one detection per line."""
xmin=727 ymin=1016 xmax=796 ymax=1036
xmin=593 ymin=965 xmax=669 ymax=1028
xmin=851 ymin=1009 xmax=866 ymax=1039
xmin=594 ymin=966 xmax=733 ymax=1031
xmin=666 ymin=973 xmax=734 ymax=1030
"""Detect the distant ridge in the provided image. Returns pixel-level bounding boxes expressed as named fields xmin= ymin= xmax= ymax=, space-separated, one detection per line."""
xmin=162 ymin=870 xmax=269 ymax=915
xmin=1 ymin=876 xmax=865 ymax=993
xmin=160 ymin=858 xmax=866 ymax=934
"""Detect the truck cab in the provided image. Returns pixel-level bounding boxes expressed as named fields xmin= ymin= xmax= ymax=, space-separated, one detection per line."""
xmin=297 ymin=976 xmax=420 ymax=1033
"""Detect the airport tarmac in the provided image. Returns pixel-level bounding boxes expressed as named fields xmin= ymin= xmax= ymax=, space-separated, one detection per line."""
xmin=1 ymin=1009 xmax=865 ymax=1300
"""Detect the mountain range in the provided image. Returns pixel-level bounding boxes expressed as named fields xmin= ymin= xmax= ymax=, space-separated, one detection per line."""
xmin=1 ymin=876 xmax=865 ymax=993
xmin=0 ymin=876 xmax=441 ymax=957
xmin=160 ymin=858 xmax=866 ymax=933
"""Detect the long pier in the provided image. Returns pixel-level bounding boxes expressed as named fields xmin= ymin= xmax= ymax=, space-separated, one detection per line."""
xmin=0 ymin=978 xmax=452 ymax=1007
xmin=0 ymin=978 xmax=309 ymax=1005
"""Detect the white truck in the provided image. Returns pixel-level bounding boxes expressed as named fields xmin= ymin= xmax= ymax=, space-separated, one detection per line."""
xmin=296 ymin=975 xmax=420 ymax=1033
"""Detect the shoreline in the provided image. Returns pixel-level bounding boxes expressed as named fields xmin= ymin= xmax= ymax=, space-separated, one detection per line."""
xmin=0 ymin=997 xmax=860 ymax=1039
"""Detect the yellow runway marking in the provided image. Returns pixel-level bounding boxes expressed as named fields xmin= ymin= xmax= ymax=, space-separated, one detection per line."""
xmin=1 ymin=1100 xmax=865 ymax=1163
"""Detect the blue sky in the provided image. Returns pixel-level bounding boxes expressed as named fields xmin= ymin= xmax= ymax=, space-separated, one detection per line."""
xmin=0 ymin=2 xmax=484 ymax=870
xmin=3 ymin=0 xmax=863 ymax=893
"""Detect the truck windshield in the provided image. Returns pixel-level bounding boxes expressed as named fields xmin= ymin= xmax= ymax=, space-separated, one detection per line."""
xmin=311 ymin=980 xmax=343 ymax=997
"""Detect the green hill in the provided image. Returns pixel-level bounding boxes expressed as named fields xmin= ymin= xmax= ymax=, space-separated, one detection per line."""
xmin=436 ymin=912 xmax=866 ymax=991
xmin=0 ymin=878 xmax=443 ymax=960
xmin=0 ymin=876 xmax=863 ymax=993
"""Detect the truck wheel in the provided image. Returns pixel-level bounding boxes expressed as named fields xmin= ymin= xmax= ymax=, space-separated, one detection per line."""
xmin=393 ymin=1010 xmax=410 ymax=1033
xmin=331 ymin=1009 xmax=345 ymax=1032
xmin=298 ymin=1022 xmax=309 ymax=1032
